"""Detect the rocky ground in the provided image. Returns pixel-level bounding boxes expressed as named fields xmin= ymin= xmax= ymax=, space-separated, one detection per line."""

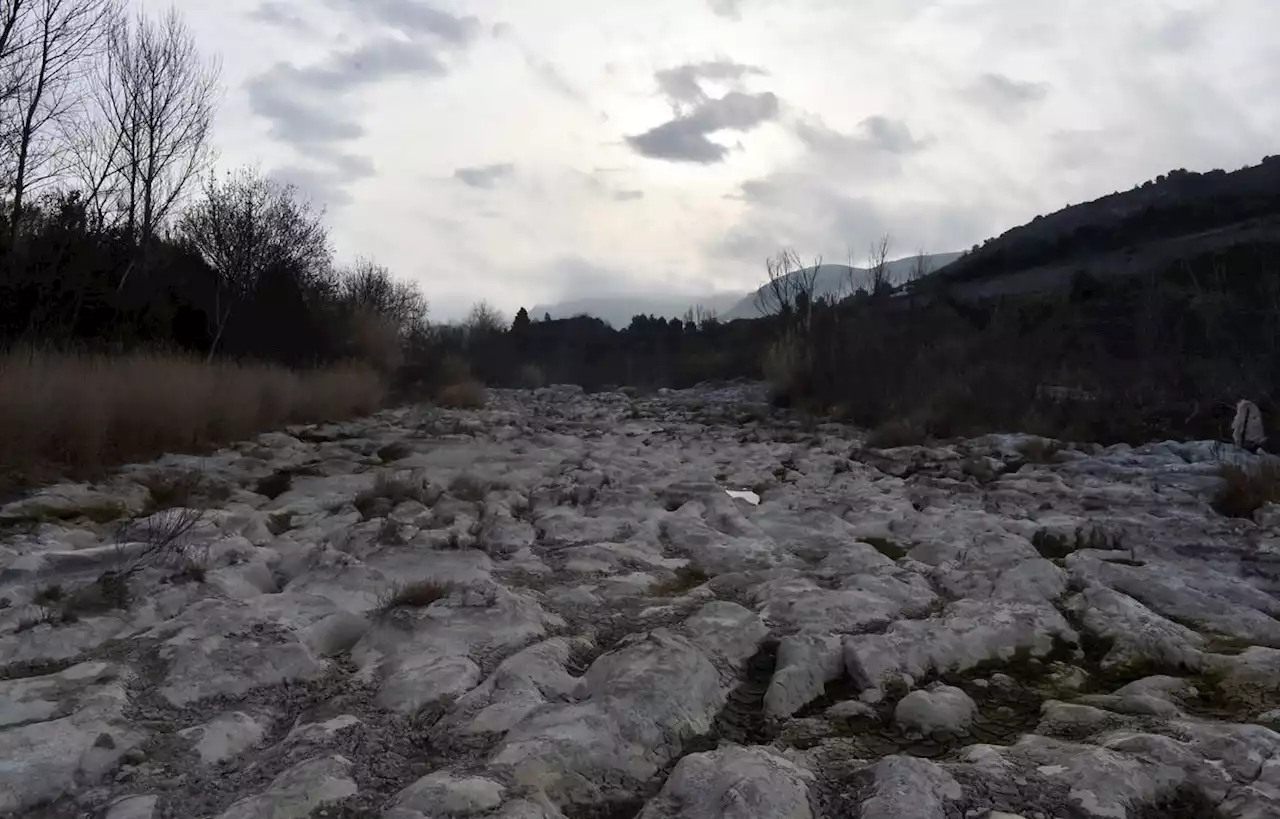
xmin=2 ymin=383 xmax=1280 ymax=819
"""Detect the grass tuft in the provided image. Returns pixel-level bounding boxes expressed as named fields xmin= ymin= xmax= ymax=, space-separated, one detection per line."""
xmin=375 ymin=580 xmax=453 ymax=619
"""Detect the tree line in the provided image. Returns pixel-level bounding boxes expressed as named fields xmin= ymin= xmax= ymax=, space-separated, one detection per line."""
xmin=0 ymin=0 xmax=428 ymax=372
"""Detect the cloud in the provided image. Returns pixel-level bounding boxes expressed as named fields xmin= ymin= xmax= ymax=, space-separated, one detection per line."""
xmin=708 ymin=0 xmax=745 ymax=20
xmin=249 ymin=1 xmax=312 ymax=33
xmin=963 ymin=72 xmax=1050 ymax=115
xmin=454 ymin=163 xmax=516 ymax=189
xmin=628 ymin=90 xmax=780 ymax=163
xmin=797 ymin=115 xmax=928 ymax=158
xmin=613 ymin=190 xmax=644 ymax=201
xmin=320 ymin=0 xmax=481 ymax=44
xmin=246 ymin=67 xmax=366 ymax=147
xmin=655 ymin=59 xmax=765 ymax=107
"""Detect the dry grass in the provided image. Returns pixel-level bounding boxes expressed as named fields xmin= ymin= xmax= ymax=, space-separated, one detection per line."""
xmin=375 ymin=579 xmax=453 ymax=618
xmin=354 ymin=470 xmax=433 ymax=520
xmin=0 ymin=348 xmax=384 ymax=491
xmin=436 ymin=380 xmax=487 ymax=409
xmin=1213 ymin=460 xmax=1280 ymax=519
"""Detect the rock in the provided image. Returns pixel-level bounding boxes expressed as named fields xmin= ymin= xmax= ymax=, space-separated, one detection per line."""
xmin=386 ymin=770 xmax=505 ymax=818
xmin=490 ymin=629 xmax=726 ymax=807
xmin=680 ymin=600 xmax=769 ymax=669
xmin=1232 ymin=399 xmax=1266 ymax=450
xmin=858 ymin=755 xmax=962 ymax=819
xmin=178 ymin=711 xmax=271 ymax=764
xmin=637 ymin=744 xmax=813 ymax=819
xmin=105 ymin=795 xmax=158 ymax=819
xmin=0 ymin=663 xmax=142 ymax=813
xmin=844 ymin=600 xmax=1075 ymax=691
xmin=215 ymin=755 xmax=357 ymax=819
xmin=894 ymin=685 xmax=977 ymax=735
xmin=765 ymin=632 xmax=845 ymax=719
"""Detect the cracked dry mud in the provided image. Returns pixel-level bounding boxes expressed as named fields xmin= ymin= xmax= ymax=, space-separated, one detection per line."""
xmin=3 ymin=383 xmax=1280 ymax=819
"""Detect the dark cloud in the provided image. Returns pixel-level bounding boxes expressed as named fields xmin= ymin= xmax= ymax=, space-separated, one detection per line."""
xmin=321 ymin=0 xmax=481 ymax=44
xmin=655 ymin=59 xmax=765 ymax=107
xmin=299 ymin=38 xmax=448 ymax=91
xmin=627 ymin=90 xmax=780 ymax=163
xmin=964 ymin=72 xmax=1050 ymax=114
xmin=246 ymin=67 xmax=366 ymax=146
xmin=454 ymin=163 xmax=515 ymax=189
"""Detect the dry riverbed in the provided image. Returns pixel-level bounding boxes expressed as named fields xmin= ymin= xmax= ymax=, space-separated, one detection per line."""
xmin=2 ymin=383 xmax=1279 ymax=819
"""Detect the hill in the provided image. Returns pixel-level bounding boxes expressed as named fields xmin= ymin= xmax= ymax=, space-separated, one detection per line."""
xmin=721 ymin=254 xmax=962 ymax=320
xmin=923 ymin=156 xmax=1280 ymax=300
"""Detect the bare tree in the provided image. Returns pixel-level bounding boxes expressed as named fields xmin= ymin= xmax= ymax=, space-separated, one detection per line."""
xmin=865 ymin=233 xmax=892 ymax=297
xmin=754 ymin=247 xmax=820 ymax=320
xmin=465 ymin=300 xmax=504 ymax=337
xmin=4 ymin=0 xmax=116 ymax=243
xmin=176 ymin=167 xmax=330 ymax=361
xmin=338 ymin=257 xmax=428 ymax=333
xmin=70 ymin=6 xmax=219 ymax=246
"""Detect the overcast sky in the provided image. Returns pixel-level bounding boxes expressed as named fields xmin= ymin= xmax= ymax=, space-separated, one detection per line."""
xmin=165 ymin=0 xmax=1280 ymax=320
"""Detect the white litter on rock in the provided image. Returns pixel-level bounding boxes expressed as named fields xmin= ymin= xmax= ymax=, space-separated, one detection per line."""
xmin=725 ymin=489 xmax=760 ymax=505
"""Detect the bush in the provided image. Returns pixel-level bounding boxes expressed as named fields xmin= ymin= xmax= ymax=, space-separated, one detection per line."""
xmin=436 ymin=380 xmax=487 ymax=409
xmin=762 ymin=329 xmax=808 ymax=403
xmin=0 ymin=348 xmax=385 ymax=491
xmin=1213 ymin=460 xmax=1280 ymax=519
xmin=518 ymin=363 xmax=546 ymax=388
xmin=865 ymin=418 xmax=929 ymax=449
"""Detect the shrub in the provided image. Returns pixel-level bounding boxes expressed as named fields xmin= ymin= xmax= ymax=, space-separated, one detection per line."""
xmin=762 ymin=329 xmax=808 ymax=403
xmin=355 ymin=471 xmax=432 ymax=520
xmin=1213 ymin=460 xmax=1280 ymax=519
xmin=436 ymin=381 xmax=487 ymax=409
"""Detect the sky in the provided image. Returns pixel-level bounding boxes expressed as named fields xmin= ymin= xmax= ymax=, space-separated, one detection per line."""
xmin=154 ymin=0 xmax=1280 ymax=320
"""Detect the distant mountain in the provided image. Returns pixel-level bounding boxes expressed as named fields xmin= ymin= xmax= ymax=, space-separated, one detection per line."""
xmin=528 ymin=292 xmax=744 ymax=329
xmin=720 ymin=254 xmax=963 ymax=320
xmin=924 ymin=156 xmax=1280 ymax=300
xmin=531 ymin=253 xmax=963 ymax=327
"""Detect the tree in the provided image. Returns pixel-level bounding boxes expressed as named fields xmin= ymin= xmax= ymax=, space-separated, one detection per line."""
xmin=465 ymin=300 xmax=503 ymax=337
xmin=511 ymin=306 xmax=530 ymax=333
xmin=176 ymin=167 xmax=329 ymax=361
xmin=70 ymin=5 xmax=219 ymax=247
xmin=337 ymin=257 xmax=426 ymax=334
xmin=3 ymin=0 xmax=116 ymax=244
xmin=754 ymin=247 xmax=819 ymax=320
xmin=865 ymin=233 xmax=892 ymax=298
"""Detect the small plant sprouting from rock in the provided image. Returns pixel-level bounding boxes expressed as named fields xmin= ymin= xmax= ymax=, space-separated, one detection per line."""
xmin=375 ymin=580 xmax=453 ymax=619
xmin=140 ymin=469 xmax=229 ymax=512
xmin=377 ymin=516 xmax=405 ymax=545
xmin=651 ymin=564 xmax=710 ymax=597
xmin=1212 ymin=460 xmax=1280 ymax=519
xmin=355 ymin=471 xmax=433 ymax=520
xmin=863 ymin=537 xmax=907 ymax=561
